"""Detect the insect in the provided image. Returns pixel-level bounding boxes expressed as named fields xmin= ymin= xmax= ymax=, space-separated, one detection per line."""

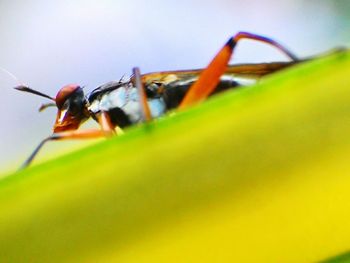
xmin=15 ymin=32 xmax=299 ymax=169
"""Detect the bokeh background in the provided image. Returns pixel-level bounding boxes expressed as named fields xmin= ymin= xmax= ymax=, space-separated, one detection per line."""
xmin=0 ymin=0 xmax=349 ymax=172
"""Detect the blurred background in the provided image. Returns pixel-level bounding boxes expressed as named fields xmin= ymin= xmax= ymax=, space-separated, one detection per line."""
xmin=0 ymin=0 xmax=349 ymax=172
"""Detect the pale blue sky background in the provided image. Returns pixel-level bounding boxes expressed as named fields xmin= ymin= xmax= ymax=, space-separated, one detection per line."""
xmin=0 ymin=0 xmax=349 ymax=172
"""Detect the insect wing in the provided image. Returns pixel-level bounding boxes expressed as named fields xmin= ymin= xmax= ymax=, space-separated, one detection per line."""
xmin=141 ymin=61 xmax=298 ymax=87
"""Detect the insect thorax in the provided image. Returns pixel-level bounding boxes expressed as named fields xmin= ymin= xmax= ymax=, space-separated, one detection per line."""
xmin=88 ymin=81 xmax=166 ymax=128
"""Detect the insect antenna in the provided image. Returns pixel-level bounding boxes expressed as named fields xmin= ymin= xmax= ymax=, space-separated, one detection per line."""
xmin=0 ymin=66 xmax=22 ymax=84
xmin=0 ymin=67 xmax=56 ymax=101
xmin=14 ymin=85 xmax=55 ymax=101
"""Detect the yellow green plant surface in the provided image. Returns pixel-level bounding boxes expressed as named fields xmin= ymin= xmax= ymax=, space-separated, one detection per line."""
xmin=0 ymin=51 xmax=350 ymax=262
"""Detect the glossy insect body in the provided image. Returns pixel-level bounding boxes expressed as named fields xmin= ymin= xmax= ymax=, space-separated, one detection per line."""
xmin=87 ymin=61 xmax=295 ymax=128
xmin=89 ymin=74 xmax=246 ymax=128
xmin=46 ymin=73 xmax=253 ymax=133
xmin=88 ymin=80 xmax=167 ymax=128
xmin=15 ymin=32 xmax=299 ymax=168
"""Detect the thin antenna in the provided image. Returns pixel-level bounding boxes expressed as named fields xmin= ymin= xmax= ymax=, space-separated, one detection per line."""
xmin=0 ymin=66 xmax=22 ymax=85
xmin=0 ymin=66 xmax=55 ymax=101
xmin=14 ymin=86 xmax=55 ymax=101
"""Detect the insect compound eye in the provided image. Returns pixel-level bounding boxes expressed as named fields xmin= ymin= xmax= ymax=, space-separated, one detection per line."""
xmin=56 ymin=84 xmax=85 ymax=109
xmin=58 ymin=86 xmax=87 ymax=118
xmin=67 ymin=100 xmax=80 ymax=115
xmin=67 ymin=89 xmax=86 ymax=116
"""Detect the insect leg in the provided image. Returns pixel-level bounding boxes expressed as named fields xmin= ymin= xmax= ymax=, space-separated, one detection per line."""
xmin=133 ymin=67 xmax=152 ymax=122
xmin=19 ymin=111 xmax=116 ymax=169
xmin=179 ymin=31 xmax=298 ymax=109
xmin=18 ymin=129 xmax=105 ymax=170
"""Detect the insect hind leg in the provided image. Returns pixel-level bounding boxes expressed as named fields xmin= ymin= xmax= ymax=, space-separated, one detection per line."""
xmin=179 ymin=31 xmax=298 ymax=109
xmin=233 ymin=32 xmax=298 ymax=61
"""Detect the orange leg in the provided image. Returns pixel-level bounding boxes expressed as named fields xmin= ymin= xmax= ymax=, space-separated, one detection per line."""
xmin=179 ymin=32 xmax=298 ymax=109
xmin=20 ymin=111 xmax=115 ymax=169
xmin=133 ymin=67 xmax=152 ymax=122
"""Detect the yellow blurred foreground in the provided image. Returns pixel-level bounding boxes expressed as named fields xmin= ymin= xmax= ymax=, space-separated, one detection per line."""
xmin=0 ymin=51 xmax=349 ymax=262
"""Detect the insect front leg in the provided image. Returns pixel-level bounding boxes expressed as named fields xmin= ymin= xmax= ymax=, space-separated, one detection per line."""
xmin=179 ymin=31 xmax=298 ymax=109
xmin=19 ymin=111 xmax=116 ymax=170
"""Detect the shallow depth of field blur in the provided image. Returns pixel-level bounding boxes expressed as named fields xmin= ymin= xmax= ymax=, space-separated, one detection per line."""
xmin=0 ymin=0 xmax=349 ymax=171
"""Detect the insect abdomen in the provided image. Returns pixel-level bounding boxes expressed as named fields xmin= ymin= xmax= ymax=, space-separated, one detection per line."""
xmin=162 ymin=78 xmax=242 ymax=110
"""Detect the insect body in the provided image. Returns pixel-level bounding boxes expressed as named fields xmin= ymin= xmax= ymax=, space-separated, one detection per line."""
xmin=88 ymin=61 xmax=295 ymax=126
xmin=88 ymin=80 xmax=167 ymax=128
xmin=15 ymin=32 xmax=299 ymax=168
